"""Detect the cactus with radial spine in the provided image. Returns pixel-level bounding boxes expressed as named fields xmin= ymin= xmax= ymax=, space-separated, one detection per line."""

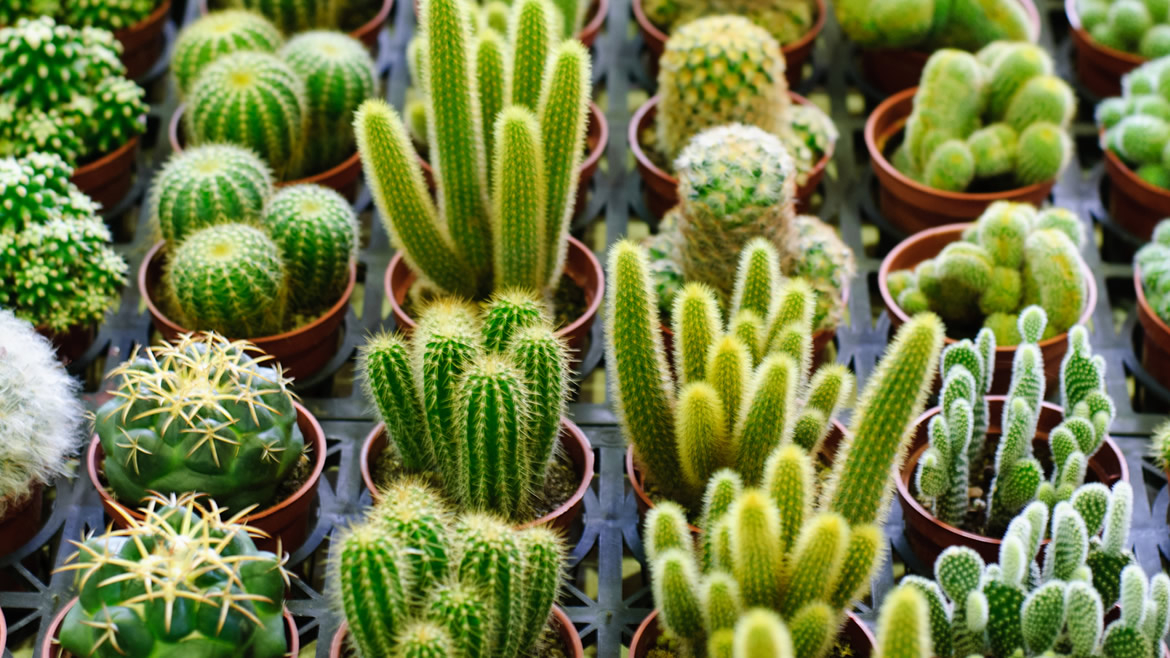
xmin=150 ymin=144 xmax=274 ymax=244
xmin=260 ymin=184 xmax=357 ymax=313
xmin=172 ymin=10 xmax=283 ymax=97
xmin=835 ymin=0 xmax=1030 ymax=50
xmin=63 ymin=0 xmax=156 ymax=33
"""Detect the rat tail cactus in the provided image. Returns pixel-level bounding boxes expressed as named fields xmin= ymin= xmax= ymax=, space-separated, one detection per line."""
xmin=172 ymin=9 xmax=284 ymax=97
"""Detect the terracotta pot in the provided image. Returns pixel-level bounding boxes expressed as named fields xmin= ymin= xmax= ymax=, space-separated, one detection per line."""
xmin=419 ymin=102 xmax=608 ymax=219
xmin=1103 ymin=142 xmax=1170 ymax=241
xmin=633 ymin=0 xmax=826 ymax=89
xmin=384 ymin=235 xmax=603 ymax=356
xmin=0 ymin=607 xmax=5 ymax=656
xmin=877 ymin=223 xmax=1096 ymax=395
xmin=87 ymin=401 xmax=326 ymax=554
xmin=115 ymin=0 xmax=171 ymax=79
xmin=1134 ymin=265 xmax=1170 ymax=394
xmin=413 ymin=0 xmax=606 ymax=47
xmin=35 ymin=324 xmax=97 ymax=366
xmin=361 ymin=419 xmax=594 ymax=532
xmin=626 ymin=421 xmax=847 ymax=535
xmin=168 ymin=105 xmax=364 ymax=200
xmin=70 ymin=136 xmax=139 ymax=212
xmin=1067 ymin=0 xmax=1146 ymax=98
xmin=0 ymin=481 xmax=44 ymax=558
xmin=629 ymin=609 xmax=875 ymax=658
xmin=859 ymin=0 xmax=1040 ymax=96
xmin=139 ymin=241 xmax=355 ymax=379
xmin=330 ymin=605 xmax=583 ymax=657
xmin=631 ymin=93 xmax=832 ymax=219
xmin=42 ymin=598 xmax=299 ymax=658
xmin=198 ymin=0 xmax=393 ymax=51
xmin=897 ymin=396 xmax=1129 ymax=566
xmin=866 ymin=87 xmax=1056 ymax=235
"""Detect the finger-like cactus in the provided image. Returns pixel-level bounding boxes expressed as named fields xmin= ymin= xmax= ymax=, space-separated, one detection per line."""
xmin=874 ymin=584 xmax=932 ymax=658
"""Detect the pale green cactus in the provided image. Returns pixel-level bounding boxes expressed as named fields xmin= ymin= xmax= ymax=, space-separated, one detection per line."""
xmin=835 ymin=0 xmax=1030 ymax=50
xmin=150 ymin=144 xmax=274 ymax=245
xmin=172 ymin=10 xmax=283 ymax=97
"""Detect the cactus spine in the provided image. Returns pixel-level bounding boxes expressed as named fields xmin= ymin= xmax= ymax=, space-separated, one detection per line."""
xmin=172 ymin=10 xmax=283 ymax=97
xmin=260 ymin=184 xmax=357 ymax=313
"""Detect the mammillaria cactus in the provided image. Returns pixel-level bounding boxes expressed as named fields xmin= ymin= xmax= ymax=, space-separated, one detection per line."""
xmin=0 ymin=310 xmax=82 ymax=514
xmin=834 ymin=0 xmax=1031 ymax=51
xmin=1078 ymin=0 xmax=1170 ymax=58
xmin=260 ymin=184 xmax=357 ymax=314
xmin=93 ymin=333 xmax=306 ymax=513
xmin=62 ymin=0 xmax=156 ymax=31
xmin=57 ymin=493 xmax=290 ymax=657
xmin=171 ymin=10 xmax=284 ymax=97
xmin=1099 ymin=57 xmax=1170 ymax=190
xmin=1137 ymin=220 xmax=1170 ymax=323
xmin=359 ymin=291 xmax=570 ymax=520
xmin=331 ymin=479 xmax=566 ymax=658
xmin=642 ymin=0 xmax=816 ymax=46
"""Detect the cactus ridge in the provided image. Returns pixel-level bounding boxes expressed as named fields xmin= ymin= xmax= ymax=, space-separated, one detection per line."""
xmin=172 ymin=10 xmax=283 ymax=97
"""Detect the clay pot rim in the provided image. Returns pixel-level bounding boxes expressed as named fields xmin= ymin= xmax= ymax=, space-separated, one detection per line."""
xmin=628 ymin=608 xmax=875 ymax=658
xmin=114 ymin=0 xmax=171 ymax=40
xmin=1135 ymin=264 xmax=1170 ymax=336
xmin=577 ymin=0 xmax=608 ymax=47
xmin=384 ymin=235 xmax=603 ymax=337
xmin=631 ymin=0 xmax=827 ymax=57
xmin=358 ymin=418 xmax=595 ymax=530
xmin=865 ymin=87 xmax=1058 ymax=202
xmin=72 ymin=135 xmax=139 ymax=180
xmin=628 ymin=92 xmax=833 ymax=195
xmin=1101 ymin=133 xmax=1170 ymax=201
xmin=138 ymin=240 xmax=357 ymax=346
xmin=196 ymin=0 xmax=393 ymax=43
xmin=86 ymin=401 xmax=326 ymax=530
xmin=41 ymin=597 xmax=299 ymax=658
xmin=1066 ymin=0 xmax=1148 ymax=65
xmin=875 ymin=222 xmax=1097 ymax=352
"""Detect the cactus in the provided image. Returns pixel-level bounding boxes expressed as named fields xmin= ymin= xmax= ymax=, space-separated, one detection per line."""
xmin=260 ymin=184 xmax=357 ymax=313
xmin=280 ymin=31 xmax=377 ymax=175
xmin=74 ymin=76 xmax=147 ymax=156
xmin=187 ymin=51 xmax=306 ymax=180
xmin=232 ymin=0 xmax=334 ymax=35
xmin=57 ymin=493 xmax=290 ymax=658
xmin=1099 ymin=58 xmax=1170 ymax=191
xmin=150 ymin=144 xmax=275 ymax=245
xmin=874 ymin=585 xmax=932 ymax=658
xmin=836 ymin=0 xmax=1030 ymax=50
xmin=172 ymin=10 xmax=283 ymax=97
xmin=63 ymin=0 xmax=155 ymax=32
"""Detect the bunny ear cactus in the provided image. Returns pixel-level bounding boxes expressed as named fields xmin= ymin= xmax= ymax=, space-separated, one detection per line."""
xmin=172 ymin=10 xmax=284 ymax=97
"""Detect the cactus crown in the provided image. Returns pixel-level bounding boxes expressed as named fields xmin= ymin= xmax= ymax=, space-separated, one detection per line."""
xmin=172 ymin=10 xmax=284 ymax=97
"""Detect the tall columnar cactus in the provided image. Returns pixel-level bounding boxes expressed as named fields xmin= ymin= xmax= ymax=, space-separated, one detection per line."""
xmin=187 ymin=51 xmax=306 ymax=180
xmin=94 ymin=333 xmax=306 ymax=512
xmin=172 ymin=10 xmax=284 ymax=97
xmin=280 ymin=31 xmax=377 ymax=174
xmin=163 ymin=223 xmax=289 ymax=338
xmin=150 ymin=144 xmax=275 ymax=245
xmin=57 ymin=494 xmax=290 ymax=658
xmin=359 ymin=291 xmax=569 ymax=520
xmin=260 ymin=184 xmax=357 ymax=313
xmin=331 ymin=480 xmax=566 ymax=658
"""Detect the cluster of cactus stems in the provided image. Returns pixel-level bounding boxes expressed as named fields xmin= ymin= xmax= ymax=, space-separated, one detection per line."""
xmin=356 ymin=0 xmax=591 ymax=306
xmin=94 ymin=332 xmax=306 ymax=513
xmin=57 ymin=493 xmax=291 ymax=658
xmin=1098 ymin=58 xmax=1170 ymax=191
xmin=835 ymin=0 xmax=1031 ymax=51
xmin=2 ymin=0 xmax=156 ymax=35
xmin=331 ymin=479 xmax=566 ymax=658
xmin=1079 ymin=0 xmax=1170 ymax=59
xmin=888 ymin=202 xmax=1089 ymax=344
xmin=359 ymin=290 xmax=570 ymax=521
xmin=643 ymin=0 xmax=816 ymax=45
xmin=0 ymin=17 xmax=146 ymax=166
xmin=1138 ymin=220 xmax=1170 ymax=324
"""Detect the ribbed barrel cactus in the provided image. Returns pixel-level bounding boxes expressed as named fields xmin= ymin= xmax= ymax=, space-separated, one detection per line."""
xmin=233 ymin=0 xmax=335 ymax=36
xmin=331 ymin=479 xmax=566 ymax=658
xmin=1098 ymin=57 xmax=1170 ymax=191
xmin=172 ymin=10 xmax=284 ymax=97
xmin=57 ymin=493 xmax=290 ymax=658
xmin=359 ymin=290 xmax=570 ymax=520
xmin=835 ymin=0 xmax=1031 ymax=51
xmin=261 ymin=184 xmax=357 ymax=314
xmin=94 ymin=333 xmax=306 ymax=513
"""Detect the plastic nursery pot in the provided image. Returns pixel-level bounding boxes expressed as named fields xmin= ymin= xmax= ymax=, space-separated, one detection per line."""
xmin=629 ymin=608 xmax=875 ymax=658
xmin=625 ymin=421 xmax=848 ymax=535
xmin=384 ymin=235 xmax=604 ymax=356
xmin=1134 ymin=265 xmax=1170 ymax=394
xmin=87 ymin=401 xmax=326 ymax=554
xmin=858 ymin=0 xmax=1040 ymax=96
xmin=139 ymin=241 xmax=356 ymax=380
xmin=877 ymin=223 xmax=1096 ymax=395
xmin=360 ymin=419 xmax=595 ymax=532
xmin=0 ymin=481 xmax=44 ymax=559
xmin=633 ymin=0 xmax=826 ymax=89
xmin=114 ymin=0 xmax=171 ymax=80
xmin=1103 ymin=140 xmax=1170 ymax=241
xmin=41 ymin=598 xmax=299 ymax=658
xmin=1066 ymin=0 xmax=1146 ymax=98
xmin=168 ymin=105 xmax=365 ymax=201
xmin=330 ymin=606 xmax=584 ymax=658
xmin=198 ymin=0 xmax=393 ymax=51
xmin=866 ymin=87 xmax=1057 ymax=235
xmin=70 ymin=136 xmax=139 ymax=212
xmin=630 ymin=93 xmax=832 ymax=220
xmin=896 ymin=396 xmax=1129 ymax=566
xmin=412 ymin=0 xmax=607 ymax=47
xmin=35 ymin=324 xmax=97 ymax=367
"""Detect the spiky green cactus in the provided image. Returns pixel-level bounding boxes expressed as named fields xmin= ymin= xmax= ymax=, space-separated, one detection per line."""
xmin=172 ymin=10 xmax=283 ymax=97
xmin=835 ymin=0 xmax=1030 ymax=50
xmin=150 ymin=144 xmax=275 ymax=245
xmin=507 ymin=0 xmax=559 ymax=111
xmin=233 ymin=0 xmax=334 ymax=36
xmin=187 ymin=51 xmax=306 ymax=180
xmin=874 ymin=585 xmax=932 ymax=658
xmin=260 ymin=184 xmax=357 ymax=313
xmin=74 ymin=76 xmax=146 ymax=156
xmin=63 ymin=0 xmax=156 ymax=33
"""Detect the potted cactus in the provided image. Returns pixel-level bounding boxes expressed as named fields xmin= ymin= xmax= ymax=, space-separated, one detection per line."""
xmin=199 ymin=0 xmax=395 ymax=49
xmin=1068 ymin=0 xmax=1170 ymax=97
xmin=88 ymin=333 xmax=325 ymax=552
xmin=410 ymin=0 xmax=609 ymax=46
xmin=357 ymin=0 xmax=604 ymax=353
xmin=0 ymin=310 xmax=83 ymax=557
xmin=1134 ymin=220 xmax=1170 ymax=392
xmin=0 ymin=18 xmax=147 ymax=208
xmin=897 ymin=308 xmax=1128 ymax=565
xmin=141 ymin=158 xmax=358 ymax=378
xmin=358 ymin=290 xmax=593 ymax=529
xmin=171 ymin=10 xmax=284 ymax=98
xmin=866 ymin=43 xmax=1076 ymax=234
xmin=328 ymin=479 xmax=584 ymax=657
xmin=0 ymin=152 xmax=127 ymax=362
xmin=878 ymin=202 xmax=1095 ymax=384
xmin=630 ymin=15 xmax=837 ymax=219
xmin=835 ymin=0 xmax=1039 ymax=95
xmin=46 ymin=493 xmax=297 ymax=658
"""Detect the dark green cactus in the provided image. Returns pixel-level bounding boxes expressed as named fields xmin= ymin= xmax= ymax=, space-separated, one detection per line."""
xmin=150 ymin=144 xmax=274 ymax=245
xmin=260 ymin=183 xmax=357 ymax=313
xmin=172 ymin=10 xmax=283 ymax=97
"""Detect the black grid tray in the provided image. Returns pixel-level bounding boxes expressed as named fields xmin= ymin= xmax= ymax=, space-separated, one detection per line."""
xmin=2 ymin=0 xmax=1169 ymax=655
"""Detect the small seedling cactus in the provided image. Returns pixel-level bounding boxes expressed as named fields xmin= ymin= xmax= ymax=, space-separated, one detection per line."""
xmin=261 ymin=184 xmax=357 ymax=314
xmin=94 ymin=333 xmax=306 ymax=513
xmin=359 ymin=291 xmax=570 ymax=521
xmin=56 ymin=493 xmax=290 ymax=657
xmin=1078 ymin=0 xmax=1170 ymax=58
xmin=834 ymin=0 xmax=1031 ymax=51
xmin=172 ymin=10 xmax=284 ymax=97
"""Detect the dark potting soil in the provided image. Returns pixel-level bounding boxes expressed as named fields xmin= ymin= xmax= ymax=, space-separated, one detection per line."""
xmin=523 ymin=621 xmax=571 ymax=658
xmin=400 ymin=273 xmax=587 ymax=334
xmin=913 ymin=446 xmax=996 ymax=535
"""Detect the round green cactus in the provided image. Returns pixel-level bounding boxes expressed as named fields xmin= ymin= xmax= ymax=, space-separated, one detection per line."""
xmin=62 ymin=0 xmax=156 ymax=32
xmin=1141 ymin=24 xmax=1170 ymax=56
xmin=1111 ymin=0 xmax=1153 ymax=43
xmin=1015 ymin=122 xmax=1071 ymax=186
xmin=172 ymin=10 xmax=284 ymax=97
xmin=0 ymin=17 xmax=88 ymax=107
xmin=1114 ymin=114 xmax=1170 ymax=165
xmin=260 ymin=183 xmax=357 ymax=313
xmin=924 ymin=139 xmax=977 ymax=192
xmin=234 ymin=0 xmax=335 ymax=37
xmin=985 ymin=44 xmax=1053 ymax=120
xmin=9 ymin=108 xmax=82 ymax=166
xmin=93 ymin=332 xmax=306 ymax=513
